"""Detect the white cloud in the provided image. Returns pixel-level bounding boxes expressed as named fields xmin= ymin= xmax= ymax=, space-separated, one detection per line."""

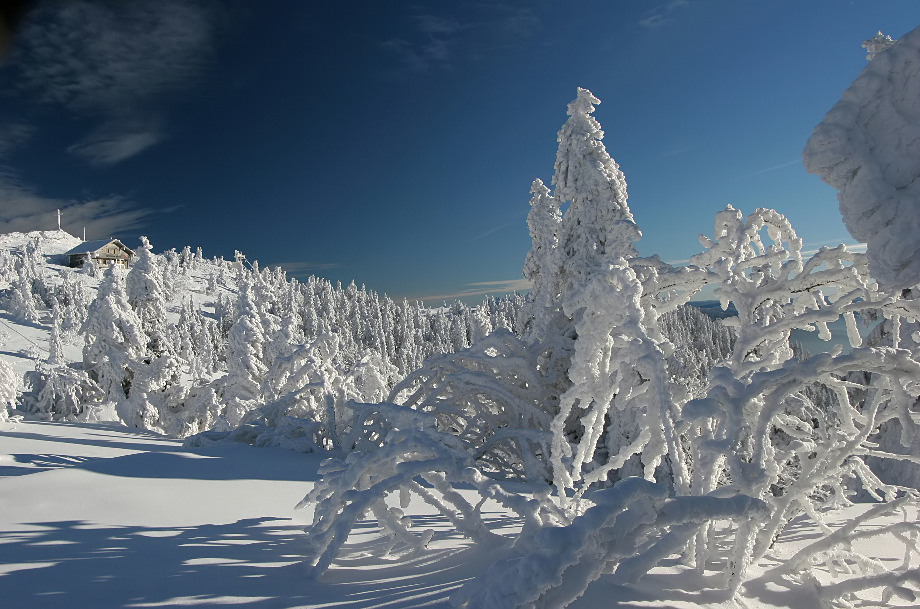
xmin=14 ymin=0 xmax=214 ymax=112
xmin=0 ymin=123 xmax=34 ymax=158
xmin=67 ymin=123 xmax=165 ymax=166
xmin=0 ymin=175 xmax=156 ymax=239
xmin=274 ymin=261 xmax=341 ymax=278
xmin=472 ymin=221 xmax=516 ymax=241
xmin=416 ymin=278 xmax=532 ymax=302
xmin=10 ymin=0 xmax=215 ymax=164
xmin=381 ymin=4 xmax=540 ymax=76
xmin=800 ymin=241 xmax=867 ymax=257
xmin=640 ymin=0 xmax=690 ymax=29
xmin=733 ymin=159 xmax=801 ymax=180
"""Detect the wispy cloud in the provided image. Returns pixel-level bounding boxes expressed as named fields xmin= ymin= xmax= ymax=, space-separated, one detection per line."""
xmin=0 ymin=123 xmax=34 ymax=158
xmin=0 ymin=175 xmax=158 ymax=238
xmin=13 ymin=0 xmax=214 ymax=112
xmin=733 ymin=159 xmax=801 ymax=180
xmin=67 ymin=121 xmax=165 ymax=166
xmin=472 ymin=221 xmax=516 ymax=241
xmin=801 ymin=241 xmax=867 ymax=257
xmin=640 ymin=0 xmax=689 ymax=29
xmin=381 ymin=4 xmax=540 ymax=76
xmin=10 ymin=0 xmax=216 ymax=164
xmin=275 ymin=261 xmax=342 ymax=279
xmin=660 ymin=143 xmax=700 ymax=158
xmin=416 ymin=278 xmax=532 ymax=302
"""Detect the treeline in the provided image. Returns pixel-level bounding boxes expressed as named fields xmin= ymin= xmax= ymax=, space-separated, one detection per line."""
xmin=0 ymin=233 xmax=528 ymax=434
xmin=0 ymin=229 xmax=733 ymax=443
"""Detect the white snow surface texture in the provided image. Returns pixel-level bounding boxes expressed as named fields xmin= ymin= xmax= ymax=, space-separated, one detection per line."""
xmin=804 ymin=25 xmax=920 ymax=289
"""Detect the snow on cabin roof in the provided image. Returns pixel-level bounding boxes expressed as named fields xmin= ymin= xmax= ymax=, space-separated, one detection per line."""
xmin=63 ymin=239 xmax=134 ymax=256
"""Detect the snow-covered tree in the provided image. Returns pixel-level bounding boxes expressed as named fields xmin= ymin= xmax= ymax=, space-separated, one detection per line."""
xmin=4 ymin=244 xmax=43 ymax=323
xmin=551 ymin=260 xmax=686 ymax=504
xmin=126 ymin=236 xmax=170 ymax=357
xmin=391 ymin=329 xmax=556 ymax=481
xmin=5 ymin=275 xmax=40 ymax=323
xmin=120 ymin=354 xmax=183 ymax=432
xmin=522 ymin=178 xmax=562 ymax=339
xmin=554 ymin=87 xmax=641 ymax=295
xmin=0 ymin=360 xmax=20 ymax=421
xmin=297 ymin=77 xmax=920 ymax=607
xmin=863 ymin=30 xmax=895 ymax=60
xmin=390 ymin=89 xmax=665 ymax=489
xmin=221 ymin=277 xmax=269 ymax=426
xmin=83 ymin=264 xmax=146 ymax=403
xmin=805 ymin=25 xmax=920 ymax=289
xmin=468 ymin=304 xmax=493 ymax=344
xmin=81 ymin=255 xmax=98 ymax=278
xmin=675 ymin=205 xmax=920 ymax=594
xmin=55 ymin=270 xmax=89 ymax=339
xmin=46 ymin=306 xmax=65 ymax=366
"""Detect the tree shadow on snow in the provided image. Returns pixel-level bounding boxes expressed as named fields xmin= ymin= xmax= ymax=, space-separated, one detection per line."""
xmin=0 ymin=310 xmax=48 ymax=330
xmin=0 ymin=349 xmax=39 ymax=361
xmin=2 ymin=421 xmax=323 ymax=483
xmin=0 ymin=453 xmax=100 ymax=478
xmin=0 ymin=517 xmax=315 ymax=609
xmin=1 ymin=421 xmax=181 ymax=455
xmin=0 ymin=429 xmax=184 ymax=459
xmin=78 ymin=444 xmax=325 ymax=482
xmin=0 ymin=516 xmax=493 ymax=609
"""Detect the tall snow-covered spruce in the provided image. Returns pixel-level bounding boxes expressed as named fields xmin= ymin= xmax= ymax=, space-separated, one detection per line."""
xmin=126 ymin=236 xmax=170 ymax=357
xmin=522 ymin=178 xmax=561 ymax=339
xmin=392 ymin=88 xmax=685 ymax=490
xmin=553 ymin=87 xmax=640 ymax=293
xmin=83 ymin=264 xmax=146 ymax=405
xmin=542 ymin=88 xmax=680 ymax=501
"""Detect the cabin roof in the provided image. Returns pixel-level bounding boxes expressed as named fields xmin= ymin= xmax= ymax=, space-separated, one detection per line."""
xmin=64 ymin=239 xmax=134 ymax=256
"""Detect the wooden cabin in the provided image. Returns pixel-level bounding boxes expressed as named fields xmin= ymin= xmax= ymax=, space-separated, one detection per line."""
xmin=64 ymin=239 xmax=134 ymax=269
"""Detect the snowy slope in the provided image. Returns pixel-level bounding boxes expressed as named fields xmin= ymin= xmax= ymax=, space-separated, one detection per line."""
xmin=0 ymin=229 xmax=82 ymax=257
xmin=1 ymin=418 xmax=916 ymax=609
xmin=0 ymin=230 xmax=85 ymax=377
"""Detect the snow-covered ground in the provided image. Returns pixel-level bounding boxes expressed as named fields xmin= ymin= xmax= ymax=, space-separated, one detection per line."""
xmin=1 ymin=417 xmax=916 ymax=609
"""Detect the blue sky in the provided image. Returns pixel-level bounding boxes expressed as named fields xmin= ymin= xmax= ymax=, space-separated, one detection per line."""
xmin=0 ymin=1 xmax=916 ymax=303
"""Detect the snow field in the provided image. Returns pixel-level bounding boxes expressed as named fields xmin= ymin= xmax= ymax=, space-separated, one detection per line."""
xmin=2 ymin=419 xmax=918 ymax=608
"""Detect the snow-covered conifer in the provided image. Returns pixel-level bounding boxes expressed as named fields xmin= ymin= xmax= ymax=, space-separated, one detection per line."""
xmin=120 ymin=355 xmax=183 ymax=432
xmin=6 ymin=275 xmax=40 ymax=323
xmin=468 ymin=304 xmax=493 ymax=344
xmin=863 ymin=30 xmax=895 ymax=60
xmin=46 ymin=306 xmax=65 ymax=366
xmin=126 ymin=236 xmax=170 ymax=357
xmin=554 ymin=88 xmax=641 ymax=295
xmin=83 ymin=264 xmax=146 ymax=401
xmin=522 ymin=178 xmax=563 ymax=339
xmin=805 ymin=25 xmax=920 ymax=288
xmin=222 ymin=277 xmax=268 ymax=426
xmin=0 ymin=360 xmax=20 ymax=420
xmin=81 ymin=255 xmax=98 ymax=277
xmin=551 ymin=260 xmax=685 ymax=502
xmin=57 ymin=271 xmax=88 ymax=338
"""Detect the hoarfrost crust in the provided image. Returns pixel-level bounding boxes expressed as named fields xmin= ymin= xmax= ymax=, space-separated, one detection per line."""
xmin=804 ymin=26 xmax=920 ymax=289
